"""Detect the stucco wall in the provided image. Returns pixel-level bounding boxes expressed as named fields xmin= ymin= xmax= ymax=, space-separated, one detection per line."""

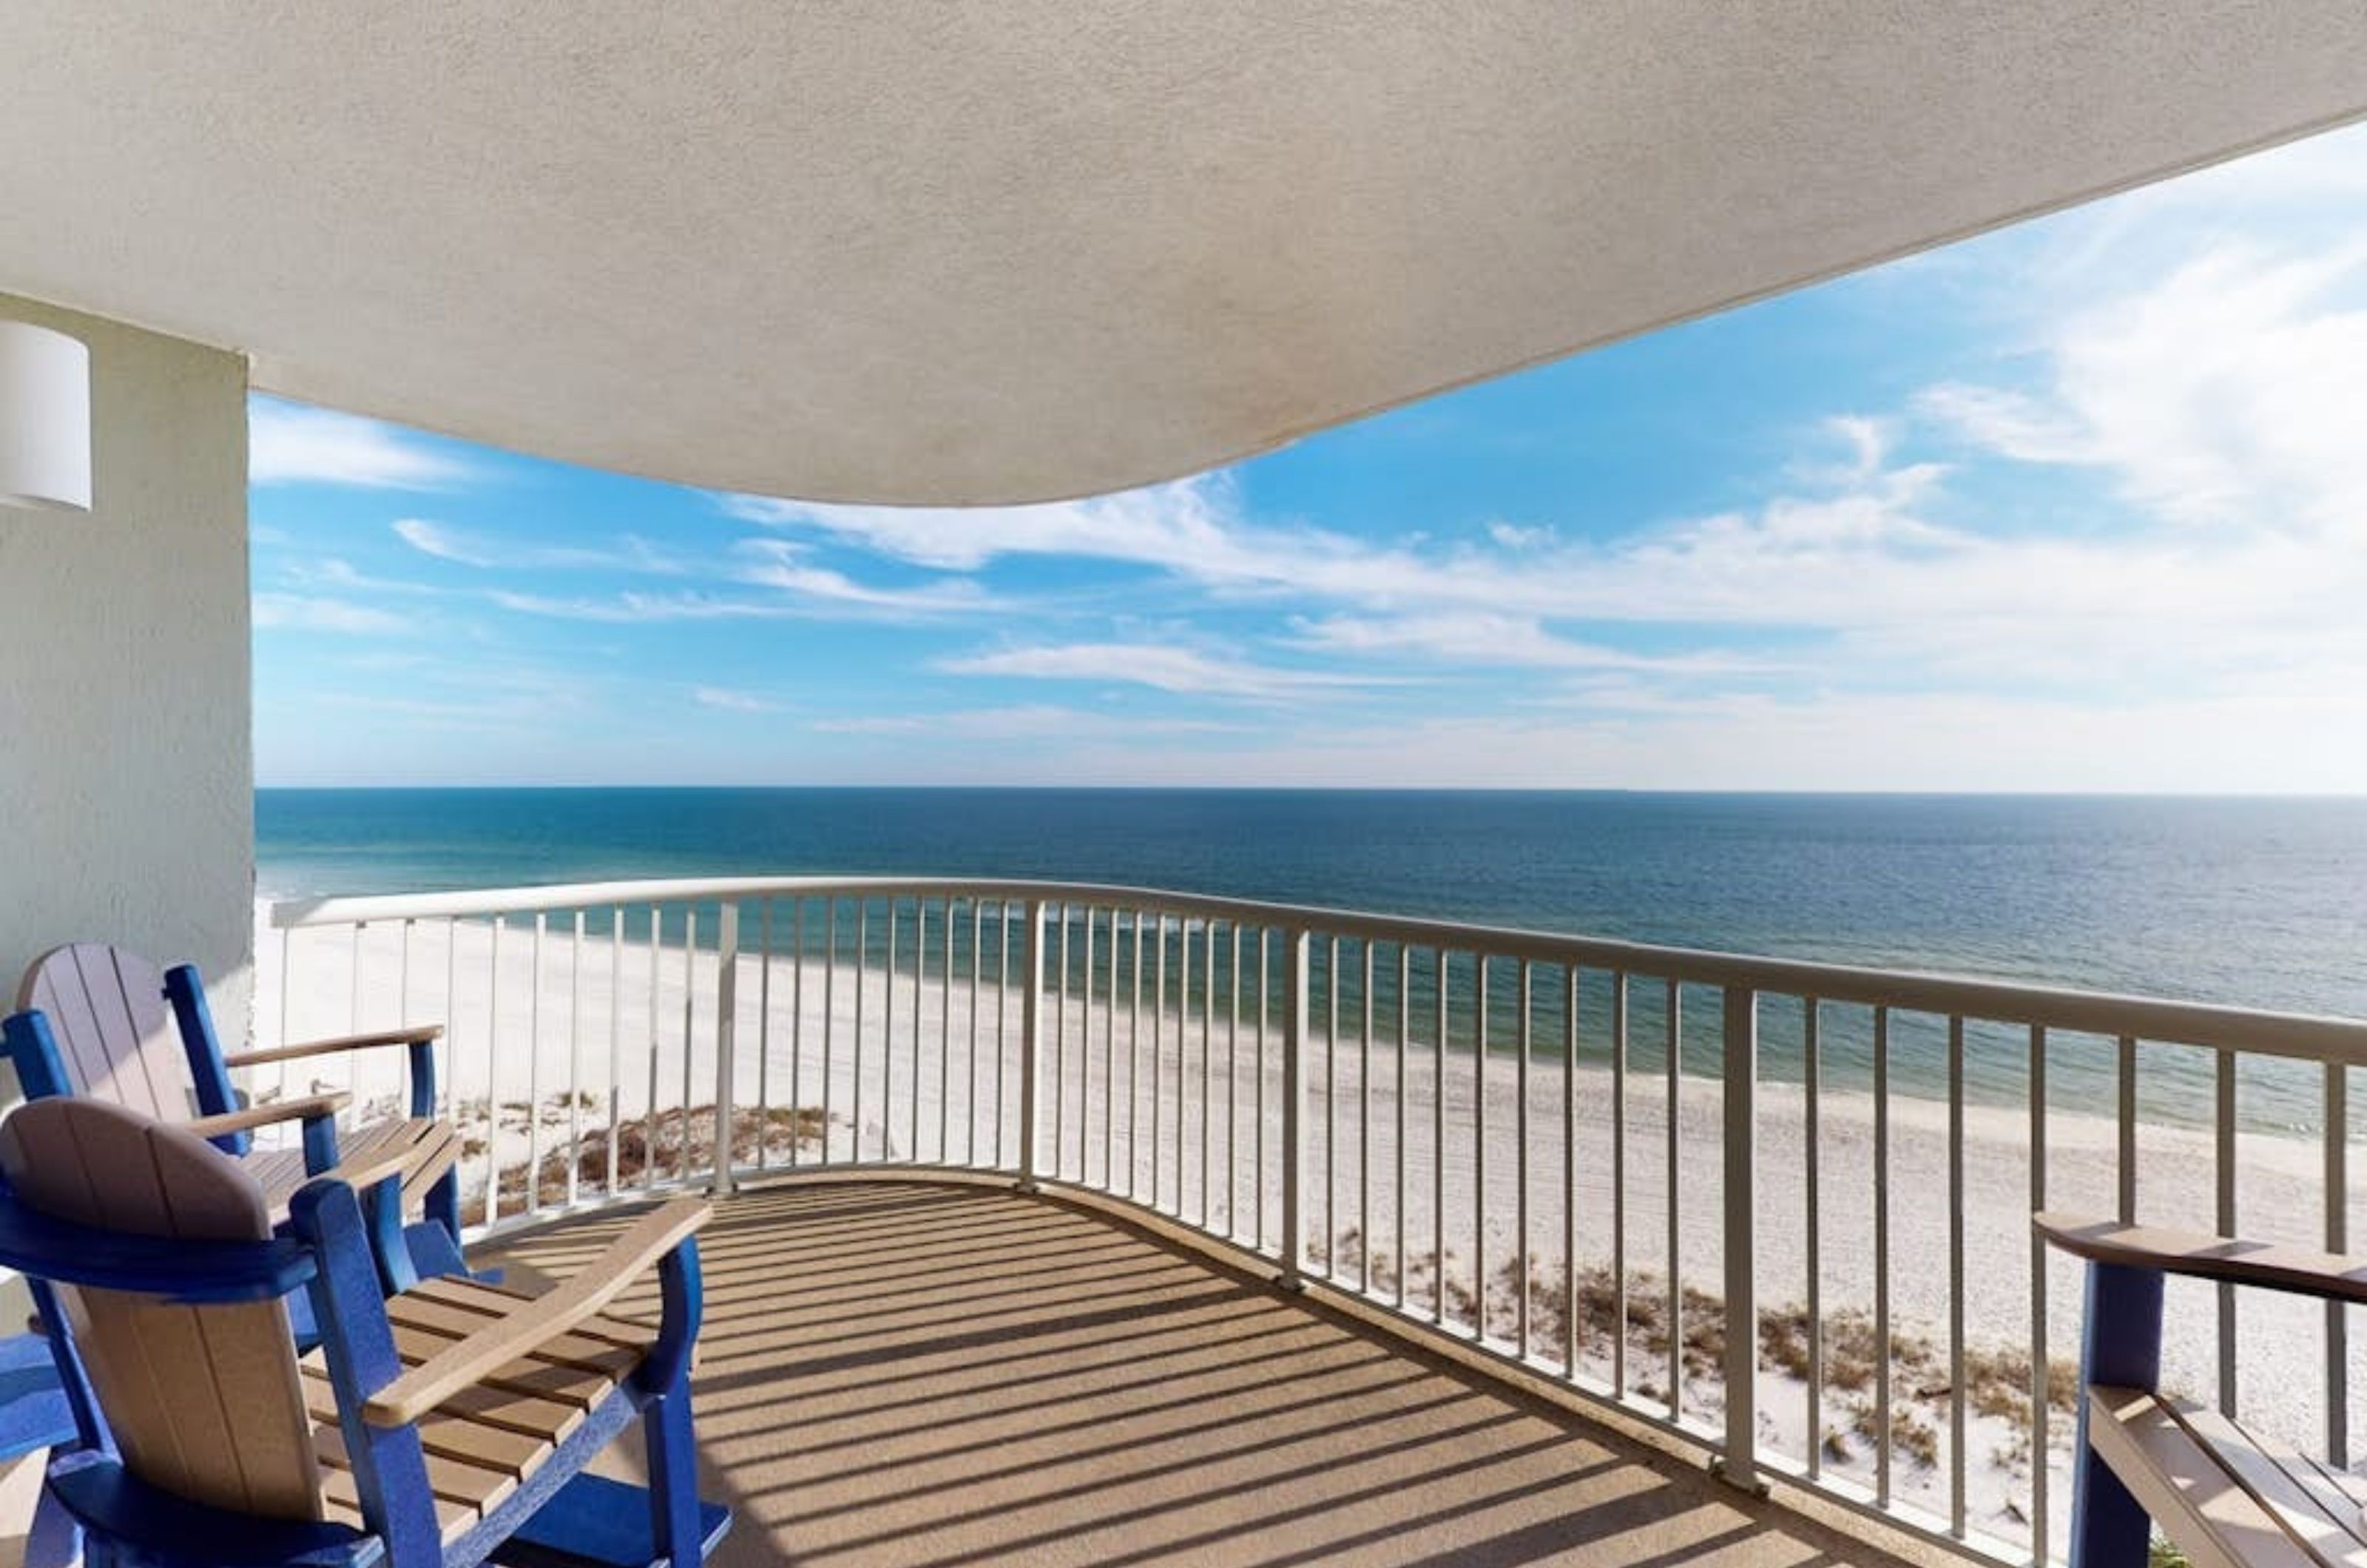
xmin=0 ymin=293 xmax=252 ymax=1047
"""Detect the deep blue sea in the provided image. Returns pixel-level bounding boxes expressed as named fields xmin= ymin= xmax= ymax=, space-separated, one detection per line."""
xmin=257 ymin=789 xmax=2367 ymax=1125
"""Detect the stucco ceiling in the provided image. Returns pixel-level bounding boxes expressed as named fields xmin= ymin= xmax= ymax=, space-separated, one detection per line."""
xmin=3 ymin=4 xmax=2364 ymax=504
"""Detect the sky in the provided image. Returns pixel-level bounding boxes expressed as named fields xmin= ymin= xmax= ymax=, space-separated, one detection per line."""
xmin=253 ymin=124 xmax=2367 ymax=792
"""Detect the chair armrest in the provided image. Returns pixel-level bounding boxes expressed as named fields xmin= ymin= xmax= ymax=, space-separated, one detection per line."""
xmin=179 ymin=1092 xmax=351 ymax=1140
xmin=2036 ymin=1212 xmax=2367 ymax=1305
xmin=363 ymin=1198 xmax=710 ymax=1426
xmin=221 ymin=1024 xmax=442 ymax=1070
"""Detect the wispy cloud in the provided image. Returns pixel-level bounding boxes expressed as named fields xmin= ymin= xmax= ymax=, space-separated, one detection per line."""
xmin=937 ymin=641 xmax=1391 ymax=701
xmin=813 ymin=705 xmax=1239 ymax=740
xmin=730 ymin=540 xmax=999 ymax=615
xmin=252 ymin=592 xmax=412 ymax=635
xmin=393 ymin=518 xmax=688 ymax=573
xmin=692 ymin=686 xmax=784 ymax=714
xmin=251 ymin=402 xmax=477 ymax=490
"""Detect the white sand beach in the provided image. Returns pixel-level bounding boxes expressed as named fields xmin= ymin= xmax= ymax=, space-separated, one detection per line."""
xmin=254 ymin=903 xmax=2364 ymax=1552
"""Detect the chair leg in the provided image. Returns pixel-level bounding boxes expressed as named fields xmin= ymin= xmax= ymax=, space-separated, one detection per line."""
xmin=2068 ymin=1260 xmax=2162 ymax=1568
xmin=643 ymin=1376 xmax=706 ymax=1567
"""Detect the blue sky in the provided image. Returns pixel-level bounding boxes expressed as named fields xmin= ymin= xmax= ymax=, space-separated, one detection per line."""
xmin=254 ymin=124 xmax=2367 ymax=791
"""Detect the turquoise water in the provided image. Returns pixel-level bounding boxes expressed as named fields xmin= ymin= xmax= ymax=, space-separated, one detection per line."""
xmin=257 ymin=788 xmax=2367 ymax=1129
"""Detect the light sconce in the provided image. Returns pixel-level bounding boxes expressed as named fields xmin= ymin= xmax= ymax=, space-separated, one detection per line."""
xmin=0 ymin=320 xmax=92 ymax=513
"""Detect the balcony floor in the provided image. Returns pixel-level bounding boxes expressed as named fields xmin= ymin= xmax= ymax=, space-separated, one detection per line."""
xmin=484 ymin=1180 xmax=1916 ymax=1568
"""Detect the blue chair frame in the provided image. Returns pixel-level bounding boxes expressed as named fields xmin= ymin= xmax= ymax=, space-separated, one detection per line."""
xmin=4 ymin=959 xmax=467 ymax=1280
xmin=0 ymin=1167 xmax=728 ymax=1568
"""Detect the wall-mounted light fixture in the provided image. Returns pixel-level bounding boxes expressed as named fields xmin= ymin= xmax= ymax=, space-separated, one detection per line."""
xmin=0 ymin=321 xmax=92 ymax=512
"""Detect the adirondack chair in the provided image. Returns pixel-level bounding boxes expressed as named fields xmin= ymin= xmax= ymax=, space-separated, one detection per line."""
xmin=0 ymin=1096 xmax=729 ymax=1568
xmin=5 ymin=943 xmax=467 ymax=1277
xmin=2040 ymin=1211 xmax=2367 ymax=1567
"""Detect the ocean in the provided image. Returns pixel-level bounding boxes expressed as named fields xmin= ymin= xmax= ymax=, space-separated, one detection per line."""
xmin=257 ymin=788 xmax=2367 ymax=1126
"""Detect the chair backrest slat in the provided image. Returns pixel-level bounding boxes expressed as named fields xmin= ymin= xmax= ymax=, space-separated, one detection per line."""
xmin=17 ymin=945 xmax=195 ymax=1122
xmin=0 ymin=1099 xmax=321 ymax=1519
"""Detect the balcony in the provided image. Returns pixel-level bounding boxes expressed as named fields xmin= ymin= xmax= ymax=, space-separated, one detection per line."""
xmin=260 ymin=875 xmax=2367 ymax=1567
xmin=482 ymin=1179 xmax=1911 ymax=1566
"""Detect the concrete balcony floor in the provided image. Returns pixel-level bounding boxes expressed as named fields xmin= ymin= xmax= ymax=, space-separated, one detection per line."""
xmin=485 ymin=1180 xmax=1922 ymax=1568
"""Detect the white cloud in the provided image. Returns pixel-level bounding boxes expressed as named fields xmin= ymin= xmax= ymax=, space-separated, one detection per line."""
xmin=250 ymin=402 xmax=476 ymax=490
xmin=814 ymin=705 xmax=1237 ymax=740
xmin=394 ymin=518 xmax=688 ymax=573
xmin=490 ymin=590 xmax=787 ymax=624
xmin=937 ymin=642 xmax=1390 ymax=701
xmin=252 ymin=592 xmax=413 ymax=635
xmin=730 ymin=540 xmax=997 ymax=615
xmin=1286 ymin=612 xmax=1775 ymax=674
xmin=692 ymin=686 xmax=783 ymax=714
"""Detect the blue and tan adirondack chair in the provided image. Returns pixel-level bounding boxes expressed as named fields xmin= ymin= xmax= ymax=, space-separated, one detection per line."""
xmin=0 ymin=1096 xmax=728 ymax=1568
xmin=2041 ymin=1210 xmax=2367 ymax=1567
xmin=4 ymin=943 xmax=467 ymax=1277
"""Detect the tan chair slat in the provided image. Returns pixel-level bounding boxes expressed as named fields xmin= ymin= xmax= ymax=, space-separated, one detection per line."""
xmin=319 ymin=1467 xmax=473 ymax=1543
xmin=300 ymin=1364 xmax=550 ymax=1478
xmin=2088 ymin=1387 xmax=2333 ymax=1568
xmin=311 ymin=1418 xmax=519 ymax=1516
xmin=0 ymin=1100 xmax=321 ymax=1521
xmin=387 ymin=1322 xmax=618 ymax=1413
xmin=2170 ymin=1401 xmax=2367 ymax=1558
xmin=405 ymin=1275 xmax=652 ymax=1351
xmin=396 ymin=1280 xmax=654 ymax=1371
xmin=21 ymin=946 xmax=192 ymax=1122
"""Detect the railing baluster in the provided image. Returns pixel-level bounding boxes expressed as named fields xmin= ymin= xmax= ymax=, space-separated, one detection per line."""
xmin=1141 ymin=909 xmax=1150 ymax=1203
xmin=1087 ymin=907 xmax=1101 ymax=1185
xmin=823 ymin=899 xmax=837 ymax=1166
xmin=1718 ymin=984 xmax=1759 ymax=1490
xmin=933 ymin=898 xmax=950 ymax=1166
xmin=2215 ymin=1047 xmax=2237 ymax=1416
xmin=1804 ymin=998 xmax=1823 ymax=1481
xmin=1475 ymin=953 xmax=1489 ymax=1339
xmin=1363 ymin=940 xmax=1376 ymax=1300
xmin=527 ymin=912 xmax=543 ymax=1215
xmin=2329 ymin=1063 xmax=2350 ymax=1470
xmin=995 ymin=901 xmax=1009 ymax=1169
xmin=1666 ymin=977 xmax=1681 ymax=1419
xmin=1227 ymin=923 xmax=1242 ymax=1236
xmin=1434 ymin=947 xmax=1447 ymax=1325
xmin=1053 ymin=902 xmax=1067 ymax=1180
xmin=1202 ymin=920 xmax=1215 ymax=1228
xmin=882 ymin=900 xmax=897 ymax=1162
xmin=680 ymin=907 xmax=698 ymax=1181
xmin=1398 ymin=945 xmax=1411 ymax=1313
xmin=1283 ymin=925 xmax=1310 ymax=1287
xmin=1180 ymin=919 xmax=1194 ymax=1217
xmin=1947 ymin=1013 xmax=1965 ymax=1535
xmin=1563 ymin=964 xmax=1578 ymax=1376
xmin=568 ymin=909 xmax=584 ymax=1207
xmin=2030 ymin=1023 xmax=2050 ymax=1567
xmin=1874 ymin=1004 xmax=1892 ymax=1509
xmin=789 ymin=899 xmax=803 ymax=1170
xmin=1613 ymin=970 xmax=1628 ymax=1397
xmin=861 ymin=895 xmax=880 ymax=1165
xmin=712 ymin=901 xmax=738 ymax=1194
xmin=646 ymin=908 xmax=662 ymax=1186
xmin=1019 ymin=898 xmax=1044 ymax=1189
xmin=911 ymin=899 xmax=925 ymax=1166
xmin=756 ymin=899 xmax=772 ymax=1175
xmin=1516 ymin=959 xmax=1532 ymax=1359
xmin=1257 ymin=927 xmax=1270 ymax=1251
xmin=487 ymin=915 xmax=504 ymax=1223
xmin=2117 ymin=1034 xmax=2137 ymax=1223
xmin=607 ymin=908 xmax=623 ymax=1195
xmin=968 ymin=899 xmax=982 ymax=1166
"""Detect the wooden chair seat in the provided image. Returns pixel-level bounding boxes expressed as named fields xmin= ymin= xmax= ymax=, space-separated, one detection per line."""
xmin=305 ymin=1276 xmax=656 ymax=1542
xmin=2087 ymin=1387 xmax=2367 ymax=1568
xmin=251 ymin=1115 xmax=462 ymax=1225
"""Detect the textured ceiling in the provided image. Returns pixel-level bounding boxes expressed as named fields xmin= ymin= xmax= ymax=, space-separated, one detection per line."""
xmin=3 ymin=4 xmax=2363 ymax=504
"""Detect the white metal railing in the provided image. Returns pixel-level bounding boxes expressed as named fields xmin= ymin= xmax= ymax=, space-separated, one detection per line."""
xmin=263 ymin=875 xmax=2367 ymax=1567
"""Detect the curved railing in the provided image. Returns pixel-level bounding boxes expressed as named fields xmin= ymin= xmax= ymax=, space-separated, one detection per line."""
xmin=266 ymin=876 xmax=2367 ymax=1568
